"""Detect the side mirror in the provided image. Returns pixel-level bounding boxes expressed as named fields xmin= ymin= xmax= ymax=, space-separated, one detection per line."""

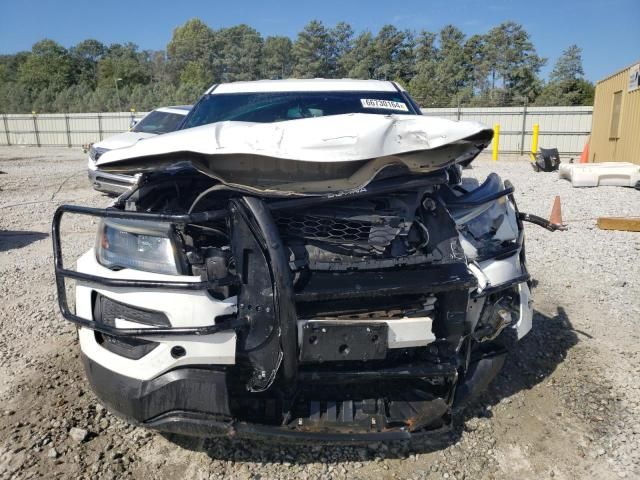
xmin=129 ymin=119 xmax=138 ymax=129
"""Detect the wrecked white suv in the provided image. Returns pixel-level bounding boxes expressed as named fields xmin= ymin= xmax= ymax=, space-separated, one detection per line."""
xmin=53 ymin=79 xmax=557 ymax=442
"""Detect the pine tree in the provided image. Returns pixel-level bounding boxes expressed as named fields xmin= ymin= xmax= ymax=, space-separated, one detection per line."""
xmin=214 ymin=25 xmax=264 ymax=82
xmin=408 ymin=31 xmax=438 ymax=106
xmin=166 ymin=19 xmax=216 ymax=84
xmin=537 ymin=45 xmax=594 ymax=106
xmin=292 ymin=20 xmax=332 ymax=78
xmin=263 ymin=36 xmax=293 ymax=79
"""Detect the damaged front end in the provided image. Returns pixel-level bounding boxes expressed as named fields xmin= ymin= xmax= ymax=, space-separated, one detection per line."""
xmin=53 ymin=114 xmax=536 ymax=442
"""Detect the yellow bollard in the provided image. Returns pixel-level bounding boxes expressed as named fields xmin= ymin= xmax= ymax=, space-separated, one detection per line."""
xmin=492 ymin=124 xmax=500 ymax=161
xmin=530 ymin=123 xmax=539 ymax=161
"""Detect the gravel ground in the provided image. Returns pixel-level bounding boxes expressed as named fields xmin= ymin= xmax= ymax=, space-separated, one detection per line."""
xmin=0 ymin=146 xmax=639 ymax=480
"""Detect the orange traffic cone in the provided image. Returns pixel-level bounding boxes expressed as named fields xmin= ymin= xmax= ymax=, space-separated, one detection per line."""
xmin=579 ymin=137 xmax=590 ymax=163
xmin=549 ymin=196 xmax=563 ymax=226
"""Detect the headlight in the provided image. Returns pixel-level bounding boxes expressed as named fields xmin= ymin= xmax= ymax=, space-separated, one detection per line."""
xmin=89 ymin=145 xmax=109 ymax=162
xmin=95 ymin=220 xmax=183 ymax=275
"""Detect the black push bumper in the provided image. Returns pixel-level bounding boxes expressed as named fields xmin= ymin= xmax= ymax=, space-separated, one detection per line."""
xmin=52 ymin=204 xmax=245 ymax=337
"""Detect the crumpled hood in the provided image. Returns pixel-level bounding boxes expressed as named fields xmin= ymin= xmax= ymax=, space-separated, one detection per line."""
xmin=94 ymin=131 xmax=156 ymax=150
xmin=97 ymin=113 xmax=492 ymax=194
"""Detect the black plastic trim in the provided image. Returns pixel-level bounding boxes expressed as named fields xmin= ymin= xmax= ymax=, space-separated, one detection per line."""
xmin=295 ymin=263 xmax=476 ymax=302
xmin=298 ymin=362 xmax=457 ymax=384
xmin=445 ymin=186 xmax=514 ymax=208
xmin=240 ymin=197 xmax=299 ymax=391
xmin=82 ymin=354 xmax=453 ymax=443
xmin=267 ymin=173 xmax=449 ymax=212
xmin=82 ymin=354 xmax=231 ymax=421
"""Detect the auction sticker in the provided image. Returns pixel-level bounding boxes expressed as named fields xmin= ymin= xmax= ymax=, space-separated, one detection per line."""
xmin=360 ymin=98 xmax=409 ymax=111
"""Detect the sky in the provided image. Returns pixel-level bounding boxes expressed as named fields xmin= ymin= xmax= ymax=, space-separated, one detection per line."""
xmin=1 ymin=0 xmax=637 ymax=82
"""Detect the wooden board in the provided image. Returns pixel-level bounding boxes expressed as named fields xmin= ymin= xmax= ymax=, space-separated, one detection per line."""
xmin=597 ymin=217 xmax=640 ymax=232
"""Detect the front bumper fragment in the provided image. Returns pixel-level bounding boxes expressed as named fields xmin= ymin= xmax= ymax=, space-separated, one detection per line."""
xmin=82 ymin=354 xmax=454 ymax=443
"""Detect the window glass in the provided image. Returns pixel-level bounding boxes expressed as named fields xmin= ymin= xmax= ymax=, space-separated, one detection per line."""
xmin=181 ymin=91 xmax=417 ymax=129
xmin=132 ymin=111 xmax=186 ymax=134
xmin=609 ymin=91 xmax=622 ymax=139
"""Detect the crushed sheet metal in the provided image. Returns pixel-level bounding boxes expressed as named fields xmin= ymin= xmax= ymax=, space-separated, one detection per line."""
xmin=97 ymin=113 xmax=490 ymax=167
xmin=96 ymin=114 xmax=491 ymax=194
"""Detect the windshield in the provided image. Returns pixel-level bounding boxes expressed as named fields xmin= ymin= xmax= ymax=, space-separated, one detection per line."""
xmin=181 ymin=91 xmax=418 ymax=129
xmin=132 ymin=110 xmax=186 ymax=134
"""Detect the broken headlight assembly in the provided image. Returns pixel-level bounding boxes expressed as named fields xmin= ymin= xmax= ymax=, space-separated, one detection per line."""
xmin=89 ymin=145 xmax=109 ymax=162
xmin=95 ymin=219 xmax=186 ymax=275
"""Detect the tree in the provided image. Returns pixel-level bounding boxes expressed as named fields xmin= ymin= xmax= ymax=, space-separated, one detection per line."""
xmin=535 ymin=78 xmax=594 ymax=106
xmin=53 ymin=83 xmax=93 ymax=112
xmin=70 ymin=39 xmax=106 ymax=88
xmin=166 ymin=19 xmax=216 ymax=84
xmin=341 ymin=31 xmax=376 ymax=79
xmin=372 ymin=25 xmax=415 ymax=82
xmin=0 ymin=52 xmax=30 ymax=83
xmin=292 ymin=20 xmax=332 ymax=78
xmin=0 ymin=18 xmax=575 ymax=112
xmin=536 ymin=45 xmax=594 ymax=106
xmin=179 ymin=61 xmax=209 ymax=89
xmin=408 ymin=31 xmax=438 ymax=106
xmin=96 ymin=43 xmax=152 ymax=89
xmin=550 ymin=44 xmax=584 ymax=83
xmin=0 ymin=80 xmax=32 ymax=113
xmin=464 ymin=34 xmax=491 ymax=97
xmin=17 ymin=40 xmax=74 ymax=93
xmin=484 ymin=22 xmax=546 ymax=103
xmin=213 ymin=25 xmax=263 ymax=82
xmin=434 ymin=25 xmax=471 ymax=105
xmin=263 ymin=36 xmax=293 ymax=79
xmin=330 ymin=22 xmax=354 ymax=77
xmin=149 ymin=50 xmax=170 ymax=85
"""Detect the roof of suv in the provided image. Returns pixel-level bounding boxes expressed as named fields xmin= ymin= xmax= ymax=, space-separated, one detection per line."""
xmin=155 ymin=105 xmax=192 ymax=115
xmin=208 ymin=79 xmax=404 ymax=94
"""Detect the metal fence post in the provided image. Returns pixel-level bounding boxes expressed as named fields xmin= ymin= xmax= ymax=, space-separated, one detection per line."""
xmin=520 ymin=100 xmax=528 ymax=155
xmin=98 ymin=113 xmax=103 ymax=141
xmin=2 ymin=114 xmax=10 ymax=146
xmin=456 ymin=101 xmax=461 ymax=121
xmin=32 ymin=112 xmax=40 ymax=147
xmin=64 ymin=114 xmax=72 ymax=147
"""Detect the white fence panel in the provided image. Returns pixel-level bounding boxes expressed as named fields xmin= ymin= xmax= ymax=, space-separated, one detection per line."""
xmin=68 ymin=114 xmax=101 ymax=146
xmin=422 ymin=106 xmax=592 ymax=156
xmin=0 ymin=112 xmax=148 ymax=147
xmin=1 ymin=107 xmax=591 ymax=156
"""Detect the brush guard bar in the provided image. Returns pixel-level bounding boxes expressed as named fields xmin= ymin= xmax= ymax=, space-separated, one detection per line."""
xmin=51 ymin=204 xmax=247 ymax=337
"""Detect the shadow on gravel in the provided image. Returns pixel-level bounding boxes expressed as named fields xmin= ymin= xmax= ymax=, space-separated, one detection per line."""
xmin=0 ymin=230 xmax=49 ymax=252
xmin=461 ymin=306 xmax=578 ymax=422
xmin=165 ymin=307 xmax=578 ymax=463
